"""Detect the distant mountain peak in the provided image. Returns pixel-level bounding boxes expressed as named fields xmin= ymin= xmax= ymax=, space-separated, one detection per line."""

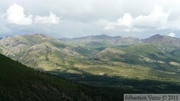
xmin=92 ymin=34 xmax=112 ymax=39
xmin=153 ymin=34 xmax=162 ymax=37
xmin=144 ymin=34 xmax=163 ymax=42
xmin=95 ymin=34 xmax=109 ymax=37
xmin=143 ymin=34 xmax=180 ymax=47
xmin=24 ymin=33 xmax=47 ymax=38
xmin=147 ymin=34 xmax=180 ymax=39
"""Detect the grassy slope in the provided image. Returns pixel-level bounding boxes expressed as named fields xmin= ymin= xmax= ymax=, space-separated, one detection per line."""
xmin=1 ymin=34 xmax=180 ymax=94
xmin=0 ymin=54 xmax=121 ymax=101
xmin=49 ymin=43 xmax=180 ymax=94
xmin=5 ymin=51 xmax=177 ymax=101
xmin=94 ymin=44 xmax=180 ymax=80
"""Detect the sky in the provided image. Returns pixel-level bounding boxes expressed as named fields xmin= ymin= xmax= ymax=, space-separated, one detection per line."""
xmin=0 ymin=0 xmax=180 ymax=38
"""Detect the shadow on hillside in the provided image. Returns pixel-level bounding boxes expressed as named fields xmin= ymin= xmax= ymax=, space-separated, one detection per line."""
xmin=49 ymin=71 xmax=180 ymax=93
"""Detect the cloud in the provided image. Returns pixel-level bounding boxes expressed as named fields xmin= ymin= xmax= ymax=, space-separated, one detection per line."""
xmin=104 ymin=13 xmax=133 ymax=30
xmin=104 ymin=5 xmax=170 ymax=32
xmin=34 ymin=12 xmax=60 ymax=24
xmin=117 ymin=13 xmax=133 ymax=27
xmin=104 ymin=13 xmax=143 ymax=32
xmin=0 ymin=1 xmax=180 ymax=38
xmin=134 ymin=5 xmax=169 ymax=28
xmin=167 ymin=32 xmax=176 ymax=37
xmin=6 ymin=3 xmax=32 ymax=25
xmin=3 ymin=3 xmax=60 ymax=25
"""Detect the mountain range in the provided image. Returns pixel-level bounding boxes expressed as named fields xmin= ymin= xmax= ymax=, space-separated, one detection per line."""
xmin=0 ymin=34 xmax=180 ymax=93
xmin=60 ymin=34 xmax=141 ymax=46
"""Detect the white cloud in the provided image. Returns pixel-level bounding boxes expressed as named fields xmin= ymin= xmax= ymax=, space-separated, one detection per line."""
xmin=104 ymin=15 xmax=143 ymax=32
xmin=117 ymin=13 xmax=133 ymax=27
xmin=134 ymin=5 xmax=169 ymax=28
xmin=1 ymin=1 xmax=180 ymax=38
xmin=6 ymin=3 xmax=32 ymax=25
xmin=104 ymin=13 xmax=133 ymax=31
xmin=34 ymin=12 xmax=60 ymax=24
xmin=104 ymin=5 xmax=170 ymax=32
xmin=165 ymin=16 xmax=180 ymax=30
xmin=3 ymin=4 xmax=60 ymax=25
xmin=167 ymin=32 xmax=176 ymax=37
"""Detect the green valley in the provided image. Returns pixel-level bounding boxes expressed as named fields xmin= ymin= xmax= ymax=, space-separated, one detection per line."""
xmin=0 ymin=34 xmax=180 ymax=94
xmin=0 ymin=53 xmax=125 ymax=101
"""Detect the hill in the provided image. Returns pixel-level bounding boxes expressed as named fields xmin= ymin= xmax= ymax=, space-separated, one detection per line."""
xmin=0 ymin=34 xmax=78 ymax=72
xmin=0 ymin=34 xmax=180 ymax=93
xmin=0 ymin=53 xmax=122 ymax=101
xmin=60 ymin=34 xmax=141 ymax=46
xmin=143 ymin=34 xmax=180 ymax=51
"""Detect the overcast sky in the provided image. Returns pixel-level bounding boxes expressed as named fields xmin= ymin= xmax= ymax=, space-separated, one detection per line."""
xmin=0 ymin=0 xmax=180 ymax=38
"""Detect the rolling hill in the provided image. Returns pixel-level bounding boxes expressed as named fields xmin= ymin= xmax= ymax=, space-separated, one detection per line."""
xmin=0 ymin=34 xmax=180 ymax=93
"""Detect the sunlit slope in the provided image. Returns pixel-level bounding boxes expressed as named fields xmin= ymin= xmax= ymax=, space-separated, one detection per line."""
xmin=0 ymin=34 xmax=81 ymax=73
xmin=0 ymin=34 xmax=180 ymax=83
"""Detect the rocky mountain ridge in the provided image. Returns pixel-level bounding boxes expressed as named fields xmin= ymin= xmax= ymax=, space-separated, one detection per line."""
xmin=0 ymin=34 xmax=180 ymax=89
